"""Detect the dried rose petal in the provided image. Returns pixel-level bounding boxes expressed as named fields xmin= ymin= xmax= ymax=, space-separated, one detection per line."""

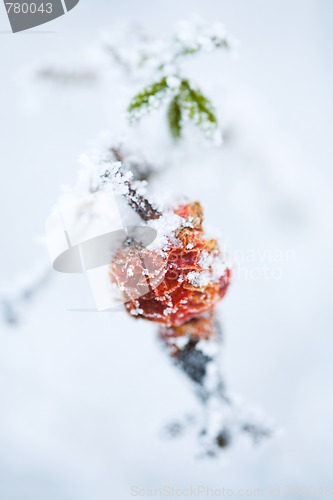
xmin=159 ymin=312 xmax=220 ymax=352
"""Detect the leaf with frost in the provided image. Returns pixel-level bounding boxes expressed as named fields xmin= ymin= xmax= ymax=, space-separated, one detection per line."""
xmin=179 ymin=80 xmax=219 ymax=136
xmin=174 ymin=20 xmax=231 ymax=62
xmin=128 ymin=76 xmax=170 ymax=121
xmin=167 ymin=95 xmax=182 ymax=139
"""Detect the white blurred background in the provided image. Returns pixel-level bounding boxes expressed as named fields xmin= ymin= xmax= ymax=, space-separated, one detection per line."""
xmin=1 ymin=1 xmax=333 ymax=499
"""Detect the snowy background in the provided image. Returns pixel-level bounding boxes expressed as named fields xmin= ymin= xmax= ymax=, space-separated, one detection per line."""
xmin=1 ymin=0 xmax=333 ymax=499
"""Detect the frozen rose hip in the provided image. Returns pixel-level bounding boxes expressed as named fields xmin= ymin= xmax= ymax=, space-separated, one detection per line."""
xmin=110 ymin=202 xmax=231 ymax=328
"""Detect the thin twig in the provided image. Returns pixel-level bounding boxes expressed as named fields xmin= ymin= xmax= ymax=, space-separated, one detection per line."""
xmin=102 ymin=154 xmax=161 ymax=221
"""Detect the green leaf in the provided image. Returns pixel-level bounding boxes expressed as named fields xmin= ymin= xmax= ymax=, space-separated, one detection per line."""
xmin=128 ymin=77 xmax=169 ymax=119
xmin=179 ymin=79 xmax=218 ymax=132
xmin=167 ymin=95 xmax=182 ymax=139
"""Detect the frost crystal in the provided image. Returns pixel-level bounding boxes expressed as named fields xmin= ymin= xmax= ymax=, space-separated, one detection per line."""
xmin=187 ymin=271 xmax=210 ymax=288
xmin=147 ymin=212 xmax=183 ymax=253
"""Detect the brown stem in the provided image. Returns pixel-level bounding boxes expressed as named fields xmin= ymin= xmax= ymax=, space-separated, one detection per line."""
xmin=106 ymin=148 xmax=162 ymax=222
